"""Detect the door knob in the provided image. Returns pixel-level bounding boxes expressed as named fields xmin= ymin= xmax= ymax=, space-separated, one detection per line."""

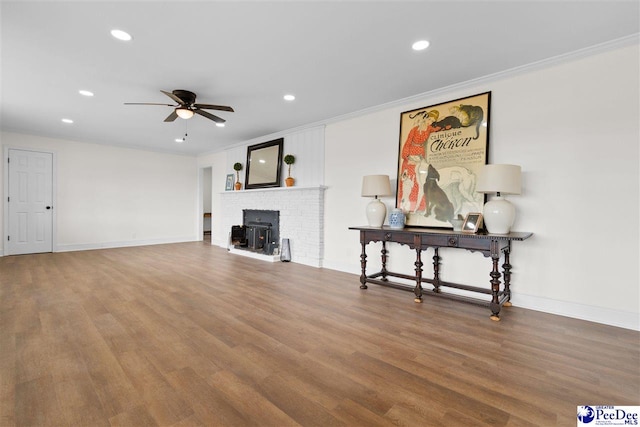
xmin=46 ymin=206 xmax=52 ymax=210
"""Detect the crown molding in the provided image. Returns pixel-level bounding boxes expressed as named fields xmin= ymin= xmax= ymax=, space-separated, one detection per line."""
xmin=322 ymin=34 xmax=639 ymax=126
xmin=203 ymin=33 xmax=639 ymax=158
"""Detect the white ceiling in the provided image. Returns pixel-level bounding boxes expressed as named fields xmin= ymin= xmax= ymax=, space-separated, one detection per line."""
xmin=2 ymin=1 xmax=638 ymax=156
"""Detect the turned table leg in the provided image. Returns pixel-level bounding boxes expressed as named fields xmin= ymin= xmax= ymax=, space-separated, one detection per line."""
xmin=432 ymin=247 xmax=441 ymax=293
xmin=359 ymin=240 xmax=368 ymax=289
xmin=489 ymin=240 xmax=502 ymax=321
xmin=502 ymin=242 xmax=513 ymax=307
xmin=414 ymin=248 xmax=423 ymax=303
xmin=380 ymin=241 xmax=388 ymax=282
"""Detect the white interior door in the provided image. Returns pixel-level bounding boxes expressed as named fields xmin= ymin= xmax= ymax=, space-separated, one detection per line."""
xmin=7 ymin=149 xmax=53 ymax=255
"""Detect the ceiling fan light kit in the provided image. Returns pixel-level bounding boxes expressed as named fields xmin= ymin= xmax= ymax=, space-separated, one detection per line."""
xmin=176 ymin=108 xmax=194 ymax=119
xmin=125 ymin=89 xmax=234 ymax=124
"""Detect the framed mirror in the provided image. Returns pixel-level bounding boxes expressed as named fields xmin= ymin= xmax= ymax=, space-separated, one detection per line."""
xmin=245 ymin=138 xmax=284 ymax=189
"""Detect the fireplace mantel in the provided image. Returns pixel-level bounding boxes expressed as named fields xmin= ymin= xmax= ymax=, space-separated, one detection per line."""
xmin=219 ymin=185 xmax=327 ymax=194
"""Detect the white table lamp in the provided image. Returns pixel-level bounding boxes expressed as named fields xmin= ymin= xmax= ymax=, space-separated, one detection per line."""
xmin=476 ymin=164 xmax=521 ymax=234
xmin=361 ymin=175 xmax=392 ymax=227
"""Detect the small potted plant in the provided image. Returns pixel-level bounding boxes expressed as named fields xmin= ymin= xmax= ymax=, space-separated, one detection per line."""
xmin=283 ymin=154 xmax=295 ymax=187
xmin=233 ymin=162 xmax=243 ymax=190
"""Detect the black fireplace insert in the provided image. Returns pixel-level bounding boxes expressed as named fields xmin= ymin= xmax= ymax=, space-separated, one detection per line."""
xmin=231 ymin=210 xmax=279 ymax=255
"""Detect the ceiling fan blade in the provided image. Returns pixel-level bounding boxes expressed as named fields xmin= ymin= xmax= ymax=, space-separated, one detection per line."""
xmin=194 ymin=109 xmax=225 ymax=123
xmin=161 ymin=90 xmax=186 ymax=105
xmin=164 ymin=110 xmax=178 ymax=122
xmin=193 ymin=103 xmax=235 ymax=112
xmin=124 ymin=102 xmax=175 ymax=106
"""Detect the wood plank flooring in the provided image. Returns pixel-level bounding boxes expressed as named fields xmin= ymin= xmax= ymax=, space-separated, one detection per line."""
xmin=1 ymin=241 xmax=638 ymax=426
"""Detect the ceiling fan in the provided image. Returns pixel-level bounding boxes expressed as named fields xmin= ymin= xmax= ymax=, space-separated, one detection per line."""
xmin=125 ymin=89 xmax=234 ymax=123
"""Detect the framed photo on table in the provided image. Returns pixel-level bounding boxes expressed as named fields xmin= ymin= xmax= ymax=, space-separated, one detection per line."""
xmin=462 ymin=213 xmax=483 ymax=233
xmin=396 ymin=92 xmax=491 ymax=228
xmin=225 ymin=174 xmax=234 ymax=191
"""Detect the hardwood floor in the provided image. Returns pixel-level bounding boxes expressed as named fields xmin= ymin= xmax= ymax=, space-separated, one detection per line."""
xmin=1 ymin=241 xmax=638 ymax=426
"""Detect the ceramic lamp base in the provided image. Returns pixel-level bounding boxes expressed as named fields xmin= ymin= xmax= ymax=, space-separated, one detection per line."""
xmin=482 ymin=196 xmax=515 ymax=234
xmin=366 ymin=198 xmax=386 ymax=227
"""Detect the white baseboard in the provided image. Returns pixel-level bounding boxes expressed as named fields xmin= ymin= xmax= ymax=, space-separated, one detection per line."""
xmin=511 ymin=292 xmax=639 ymax=331
xmin=212 ymin=237 xmax=227 ymax=248
xmin=322 ymin=260 xmax=639 ymax=331
xmin=291 ymin=256 xmax=322 ymax=268
xmin=322 ymin=260 xmax=361 ymax=276
xmin=55 ymin=236 xmax=198 ymax=253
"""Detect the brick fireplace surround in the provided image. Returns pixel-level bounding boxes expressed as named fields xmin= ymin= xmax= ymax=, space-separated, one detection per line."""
xmin=219 ymin=186 xmax=326 ymax=267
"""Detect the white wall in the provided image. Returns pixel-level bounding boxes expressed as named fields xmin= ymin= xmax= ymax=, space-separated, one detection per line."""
xmin=202 ymin=167 xmax=212 ymax=213
xmin=197 ymin=150 xmax=228 ymax=247
xmin=221 ymin=126 xmax=325 ymax=190
xmin=199 ymin=126 xmax=326 ymax=248
xmin=323 ymin=43 xmax=639 ymax=330
xmin=1 ymin=132 xmax=199 ymax=251
xmin=202 ymin=167 xmax=212 ymax=233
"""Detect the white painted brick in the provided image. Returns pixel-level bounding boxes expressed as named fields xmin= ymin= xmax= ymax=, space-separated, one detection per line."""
xmin=220 ymin=187 xmax=326 ymax=267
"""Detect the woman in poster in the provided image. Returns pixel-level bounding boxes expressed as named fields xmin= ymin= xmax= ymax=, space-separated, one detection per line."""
xmin=398 ymin=109 xmax=440 ymax=212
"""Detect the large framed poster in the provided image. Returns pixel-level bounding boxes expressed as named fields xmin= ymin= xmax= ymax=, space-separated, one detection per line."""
xmin=396 ymin=92 xmax=490 ymax=228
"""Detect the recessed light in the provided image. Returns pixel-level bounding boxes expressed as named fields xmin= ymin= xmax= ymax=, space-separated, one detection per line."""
xmin=61 ymin=118 xmax=73 ymax=124
xmin=79 ymin=90 xmax=94 ymax=97
xmin=175 ymin=138 xmax=184 ymax=143
xmin=216 ymin=123 xmax=225 ymax=127
xmin=412 ymin=40 xmax=430 ymax=51
xmin=110 ymin=29 xmax=132 ymax=41
xmin=283 ymin=94 xmax=295 ymax=101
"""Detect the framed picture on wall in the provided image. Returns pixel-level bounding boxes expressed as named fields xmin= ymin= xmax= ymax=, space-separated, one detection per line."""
xmin=396 ymin=92 xmax=491 ymax=228
xmin=225 ymin=174 xmax=234 ymax=191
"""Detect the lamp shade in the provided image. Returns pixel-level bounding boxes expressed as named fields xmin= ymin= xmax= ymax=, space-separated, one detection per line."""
xmin=361 ymin=175 xmax=392 ymax=197
xmin=476 ymin=164 xmax=521 ymax=195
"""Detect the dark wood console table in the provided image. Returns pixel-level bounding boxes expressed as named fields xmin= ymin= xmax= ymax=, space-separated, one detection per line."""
xmin=349 ymin=226 xmax=533 ymax=321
